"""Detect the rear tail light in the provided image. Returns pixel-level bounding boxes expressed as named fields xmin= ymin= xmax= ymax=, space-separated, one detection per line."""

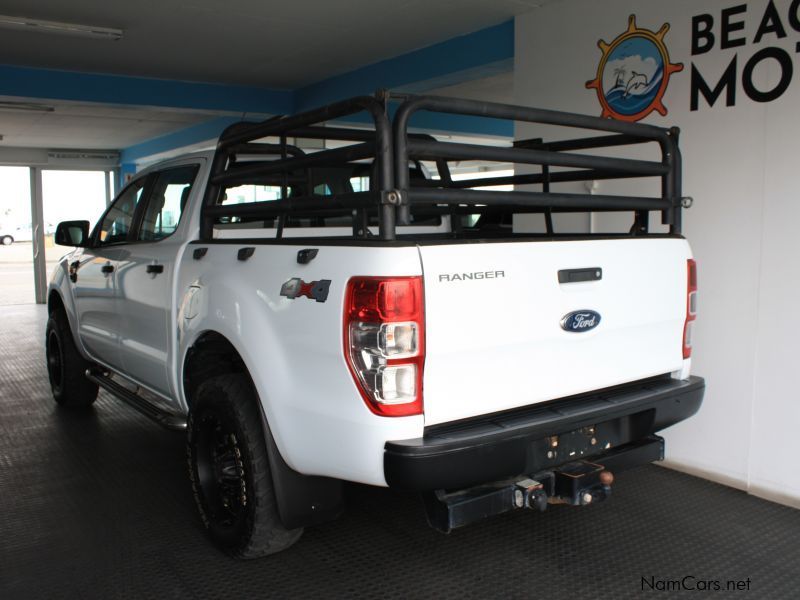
xmin=683 ymin=259 xmax=698 ymax=359
xmin=344 ymin=277 xmax=424 ymax=417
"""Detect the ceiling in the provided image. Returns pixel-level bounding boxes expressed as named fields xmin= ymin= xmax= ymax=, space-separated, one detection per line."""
xmin=0 ymin=67 xmax=514 ymax=151
xmin=0 ymin=97 xmax=234 ymax=149
xmin=0 ymin=0 xmax=548 ymax=88
xmin=0 ymin=1 xmax=540 ymax=153
xmin=428 ymin=72 xmax=514 ymax=105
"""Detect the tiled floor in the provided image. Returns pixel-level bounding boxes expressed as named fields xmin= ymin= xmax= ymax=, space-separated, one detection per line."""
xmin=1 ymin=304 xmax=798 ymax=599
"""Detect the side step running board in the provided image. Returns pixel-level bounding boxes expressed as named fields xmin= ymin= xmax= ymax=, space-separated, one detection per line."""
xmin=85 ymin=370 xmax=187 ymax=431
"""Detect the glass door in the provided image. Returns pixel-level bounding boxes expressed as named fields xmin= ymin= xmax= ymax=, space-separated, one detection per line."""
xmin=42 ymin=170 xmax=110 ymax=276
xmin=0 ymin=167 xmax=34 ymax=306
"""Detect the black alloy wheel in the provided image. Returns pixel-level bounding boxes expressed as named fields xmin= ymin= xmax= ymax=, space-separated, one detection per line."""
xmin=187 ymin=374 xmax=302 ymax=558
xmin=45 ymin=310 xmax=98 ymax=407
xmin=46 ymin=327 xmax=65 ymax=396
xmin=194 ymin=408 xmax=249 ymax=529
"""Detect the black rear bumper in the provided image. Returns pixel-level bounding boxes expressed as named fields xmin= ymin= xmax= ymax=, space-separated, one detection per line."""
xmin=384 ymin=375 xmax=705 ymax=491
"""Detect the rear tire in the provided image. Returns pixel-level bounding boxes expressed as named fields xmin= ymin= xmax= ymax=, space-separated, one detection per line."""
xmin=187 ymin=374 xmax=303 ymax=558
xmin=1 ymin=235 xmax=12 ymax=245
xmin=46 ymin=310 xmax=98 ymax=407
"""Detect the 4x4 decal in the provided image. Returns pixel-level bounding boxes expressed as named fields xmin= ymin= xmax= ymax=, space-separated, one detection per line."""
xmin=280 ymin=278 xmax=331 ymax=303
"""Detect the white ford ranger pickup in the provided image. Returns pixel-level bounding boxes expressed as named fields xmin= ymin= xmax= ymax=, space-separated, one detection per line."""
xmin=46 ymin=94 xmax=704 ymax=558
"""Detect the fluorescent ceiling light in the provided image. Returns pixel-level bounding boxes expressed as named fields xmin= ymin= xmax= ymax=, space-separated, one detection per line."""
xmin=0 ymin=15 xmax=123 ymax=41
xmin=0 ymin=101 xmax=55 ymax=113
xmin=49 ymin=151 xmax=119 ymax=160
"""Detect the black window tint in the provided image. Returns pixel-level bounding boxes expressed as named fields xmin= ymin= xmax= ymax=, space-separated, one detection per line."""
xmin=138 ymin=165 xmax=199 ymax=242
xmin=96 ymin=178 xmax=147 ymax=245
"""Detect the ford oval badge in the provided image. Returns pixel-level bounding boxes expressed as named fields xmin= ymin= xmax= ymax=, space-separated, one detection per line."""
xmin=561 ymin=310 xmax=601 ymax=333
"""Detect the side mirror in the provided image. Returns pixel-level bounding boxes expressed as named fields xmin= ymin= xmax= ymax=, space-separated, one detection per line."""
xmin=55 ymin=220 xmax=90 ymax=247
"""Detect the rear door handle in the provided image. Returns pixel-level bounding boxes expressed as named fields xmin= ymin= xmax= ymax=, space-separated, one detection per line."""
xmin=558 ymin=267 xmax=602 ymax=284
xmin=146 ymin=264 xmax=164 ymax=274
xmin=101 ymin=264 xmax=115 ymax=274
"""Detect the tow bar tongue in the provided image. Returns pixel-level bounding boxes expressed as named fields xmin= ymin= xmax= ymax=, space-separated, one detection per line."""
xmin=549 ymin=461 xmax=615 ymax=506
xmin=423 ymin=461 xmax=614 ymax=534
xmin=422 ymin=434 xmax=664 ymax=533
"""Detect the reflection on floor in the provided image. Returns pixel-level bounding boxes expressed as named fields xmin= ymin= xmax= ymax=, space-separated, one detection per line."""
xmin=0 ymin=242 xmax=61 ymax=305
xmin=1 ymin=304 xmax=799 ymax=599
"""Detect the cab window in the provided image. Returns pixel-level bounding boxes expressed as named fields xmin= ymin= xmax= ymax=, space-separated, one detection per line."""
xmin=222 ymin=184 xmax=284 ymax=205
xmin=137 ymin=165 xmax=199 ymax=241
xmin=96 ymin=177 xmax=147 ymax=245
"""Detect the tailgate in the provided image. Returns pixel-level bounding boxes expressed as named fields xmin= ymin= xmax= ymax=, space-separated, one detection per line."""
xmin=419 ymin=238 xmax=691 ymax=425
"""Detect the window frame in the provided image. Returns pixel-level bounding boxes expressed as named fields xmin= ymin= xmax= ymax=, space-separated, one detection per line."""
xmin=89 ymin=162 xmax=201 ymax=248
xmin=90 ymin=173 xmax=154 ymax=248
xmin=133 ymin=164 xmax=200 ymax=243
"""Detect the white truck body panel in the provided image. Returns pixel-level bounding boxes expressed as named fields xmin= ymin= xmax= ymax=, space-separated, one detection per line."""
xmin=213 ymin=219 xmax=452 ymax=239
xmin=176 ymin=243 xmax=426 ymax=486
xmin=115 ymin=236 xmax=182 ymax=397
xmin=419 ymin=238 xmax=693 ymax=425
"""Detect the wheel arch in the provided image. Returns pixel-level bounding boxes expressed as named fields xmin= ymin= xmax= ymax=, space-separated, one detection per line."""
xmin=47 ymin=286 xmax=87 ymax=358
xmin=182 ymin=329 xmax=344 ymax=529
xmin=182 ymin=330 xmax=247 ymax=409
xmin=47 ymin=288 xmax=66 ymax=315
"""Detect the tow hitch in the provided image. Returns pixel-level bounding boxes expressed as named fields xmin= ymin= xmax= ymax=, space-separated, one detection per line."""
xmin=423 ymin=435 xmax=663 ymax=533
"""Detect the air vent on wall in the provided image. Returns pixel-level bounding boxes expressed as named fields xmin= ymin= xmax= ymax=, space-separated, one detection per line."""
xmin=48 ymin=151 xmax=119 ymax=161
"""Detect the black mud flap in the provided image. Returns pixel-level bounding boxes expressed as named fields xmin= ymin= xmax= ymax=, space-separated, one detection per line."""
xmin=261 ymin=416 xmax=344 ymax=530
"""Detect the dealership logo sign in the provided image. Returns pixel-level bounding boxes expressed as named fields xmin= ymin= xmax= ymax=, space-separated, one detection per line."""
xmin=690 ymin=2 xmax=800 ymax=110
xmin=586 ymin=15 xmax=684 ymax=122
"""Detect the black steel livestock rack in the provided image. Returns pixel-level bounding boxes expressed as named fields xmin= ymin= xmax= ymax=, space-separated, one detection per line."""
xmin=199 ymin=92 xmax=684 ymax=241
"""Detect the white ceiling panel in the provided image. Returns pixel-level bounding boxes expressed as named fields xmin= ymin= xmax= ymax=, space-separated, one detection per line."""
xmin=0 ymin=97 xmax=223 ymax=148
xmin=0 ymin=0 xmax=556 ymax=87
xmin=0 ymin=0 xmax=549 ymax=150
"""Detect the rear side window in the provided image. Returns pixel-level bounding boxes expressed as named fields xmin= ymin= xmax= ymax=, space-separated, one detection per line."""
xmin=222 ymin=184 xmax=284 ymax=205
xmin=96 ymin=177 xmax=148 ymax=245
xmin=214 ymin=166 xmax=440 ymax=230
xmin=138 ymin=165 xmax=199 ymax=241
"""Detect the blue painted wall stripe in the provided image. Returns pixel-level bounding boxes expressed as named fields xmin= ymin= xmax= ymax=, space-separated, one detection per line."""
xmin=122 ymin=105 xmax=512 ymax=166
xmin=294 ymin=20 xmax=514 ymax=112
xmin=119 ymin=163 xmax=137 ymax=188
xmin=392 ymin=58 xmax=513 ymax=94
xmin=0 ymin=19 xmax=513 ymax=121
xmin=329 ymin=108 xmax=513 ymax=138
xmin=122 ymin=21 xmax=515 ymax=162
xmin=0 ymin=64 xmax=293 ymax=114
xmin=32 ymin=19 xmax=517 ymax=164
xmin=120 ymin=116 xmax=244 ymax=163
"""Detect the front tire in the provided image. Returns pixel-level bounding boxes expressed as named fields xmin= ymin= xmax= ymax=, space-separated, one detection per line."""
xmin=46 ymin=310 xmax=98 ymax=407
xmin=187 ymin=374 xmax=302 ymax=559
xmin=1 ymin=235 xmax=12 ymax=245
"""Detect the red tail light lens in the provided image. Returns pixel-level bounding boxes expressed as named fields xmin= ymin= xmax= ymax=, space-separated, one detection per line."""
xmin=683 ymin=259 xmax=698 ymax=359
xmin=344 ymin=277 xmax=424 ymax=417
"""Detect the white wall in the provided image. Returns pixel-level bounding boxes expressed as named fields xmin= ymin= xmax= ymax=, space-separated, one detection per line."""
xmin=515 ymin=0 xmax=800 ymax=507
